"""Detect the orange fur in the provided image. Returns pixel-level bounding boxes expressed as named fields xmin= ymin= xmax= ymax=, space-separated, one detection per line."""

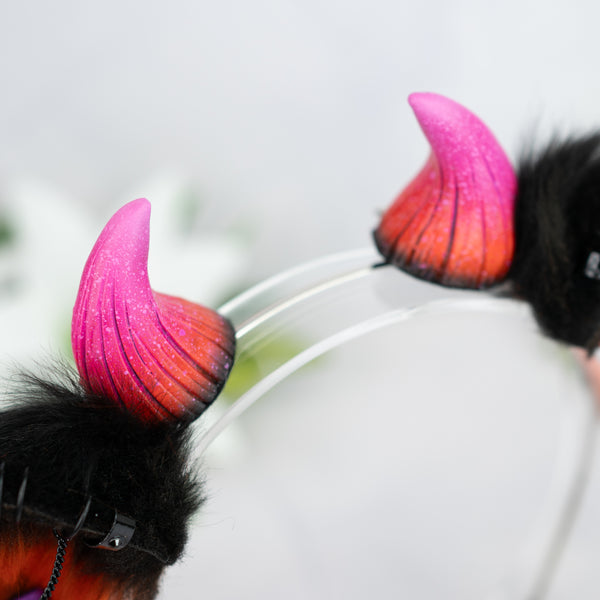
xmin=0 ymin=528 xmax=121 ymax=600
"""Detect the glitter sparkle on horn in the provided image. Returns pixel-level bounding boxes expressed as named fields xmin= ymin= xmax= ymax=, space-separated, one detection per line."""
xmin=374 ymin=92 xmax=516 ymax=289
xmin=71 ymin=198 xmax=235 ymax=424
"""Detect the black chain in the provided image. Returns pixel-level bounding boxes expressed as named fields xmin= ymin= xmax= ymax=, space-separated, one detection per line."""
xmin=39 ymin=530 xmax=69 ymax=600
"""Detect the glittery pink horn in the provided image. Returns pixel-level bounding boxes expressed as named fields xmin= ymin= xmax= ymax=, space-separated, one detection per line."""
xmin=71 ymin=198 xmax=236 ymax=425
xmin=374 ymin=92 xmax=517 ymax=288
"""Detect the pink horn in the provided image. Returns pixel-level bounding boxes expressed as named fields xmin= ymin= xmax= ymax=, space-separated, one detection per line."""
xmin=71 ymin=198 xmax=235 ymax=424
xmin=374 ymin=92 xmax=516 ymax=288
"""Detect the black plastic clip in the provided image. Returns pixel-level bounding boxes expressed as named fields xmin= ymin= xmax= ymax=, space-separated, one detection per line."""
xmin=87 ymin=510 xmax=136 ymax=551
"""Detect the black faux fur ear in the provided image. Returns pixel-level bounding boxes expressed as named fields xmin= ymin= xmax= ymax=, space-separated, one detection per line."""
xmin=509 ymin=133 xmax=600 ymax=352
xmin=0 ymin=364 xmax=203 ymax=595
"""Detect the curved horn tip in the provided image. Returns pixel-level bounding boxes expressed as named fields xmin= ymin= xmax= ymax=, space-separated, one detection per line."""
xmin=407 ymin=91 xmax=461 ymax=116
xmin=90 ymin=198 xmax=152 ymax=267
xmin=105 ymin=198 xmax=151 ymax=239
xmin=408 ymin=91 xmax=451 ymax=113
xmin=120 ymin=196 xmax=151 ymax=215
xmin=106 ymin=197 xmax=151 ymax=226
xmin=406 ymin=92 xmax=491 ymax=145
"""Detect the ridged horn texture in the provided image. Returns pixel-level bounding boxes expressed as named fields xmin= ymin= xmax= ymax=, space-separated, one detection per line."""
xmin=374 ymin=92 xmax=516 ymax=288
xmin=71 ymin=199 xmax=236 ymax=425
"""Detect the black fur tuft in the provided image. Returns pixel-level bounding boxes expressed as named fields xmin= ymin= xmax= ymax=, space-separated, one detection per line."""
xmin=0 ymin=364 xmax=204 ymax=593
xmin=510 ymin=133 xmax=600 ymax=352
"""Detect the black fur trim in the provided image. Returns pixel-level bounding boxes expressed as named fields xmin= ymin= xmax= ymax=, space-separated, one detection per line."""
xmin=0 ymin=365 xmax=203 ymax=589
xmin=510 ymin=133 xmax=600 ymax=352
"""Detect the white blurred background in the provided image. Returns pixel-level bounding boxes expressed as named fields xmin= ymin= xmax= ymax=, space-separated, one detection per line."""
xmin=1 ymin=1 xmax=600 ymax=598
